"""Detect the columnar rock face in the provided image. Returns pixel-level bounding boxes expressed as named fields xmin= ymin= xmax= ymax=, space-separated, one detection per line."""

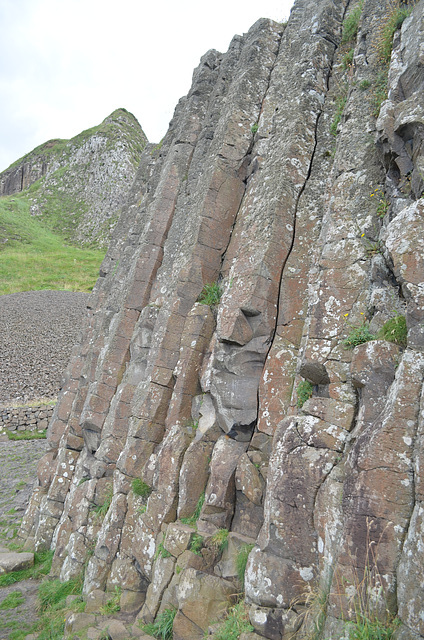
xmin=0 ymin=109 xmax=147 ymax=247
xmin=20 ymin=0 xmax=424 ymax=638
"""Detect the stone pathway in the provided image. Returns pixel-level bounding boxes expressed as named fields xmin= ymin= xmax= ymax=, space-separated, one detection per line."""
xmin=0 ymin=439 xmax=48 ymax=543
xmin=0 ymin=439 xmax=48 ymax=639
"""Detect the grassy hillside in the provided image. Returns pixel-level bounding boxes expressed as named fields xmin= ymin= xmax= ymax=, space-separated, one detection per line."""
xmin=0 ymin=193 xmax=105 ymax=295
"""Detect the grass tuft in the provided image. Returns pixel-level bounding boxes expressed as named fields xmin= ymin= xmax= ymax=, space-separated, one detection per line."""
xmin=38 ymin=575 xmax=83 ymax=612
xmin=378 ymin=314 xmax=407 ymax=347
xmin=93 ymin=484 xmax=113 ymax=521
xmin=212 ymin=600 xmax=254 ymax=640
xmin=180 ymin=492 xmax=205 ymax=527
xmin=210 ymin=528 xmax=229 ymax=554
xmin=189 ymin=533 xmax=203 ymax=556
xmin=197 ymin=282 xmax=222 ymax=307
xmin=341 ymin=2 xmax=363 ymax=44
xmin=236 ymin=543 xmax=255 ymax=589
xmin=154 ymin=542 xmax=172 ymax=560
xmin=342 ymin=323 xmax=376 ymax=349
xmin=141 ymin=607 xmax=177 ymax=640
xmin=99 ymin=586 xmax=121 ymax=615
xmin=131 ymin=478 xmax=152 ymax=498
xmin=330 ymin=91 xmax=348 ymax=136
xmin=297 ymin=380 xmax=314 ymax=408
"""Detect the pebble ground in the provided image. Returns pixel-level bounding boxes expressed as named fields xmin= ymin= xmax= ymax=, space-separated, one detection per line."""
xmin=0 ymin=290 xmax=89 ymax=405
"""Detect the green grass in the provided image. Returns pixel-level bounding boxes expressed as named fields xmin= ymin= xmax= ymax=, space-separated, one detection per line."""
xmin=7 ymin=430 xmax=47 ymax=441
xmin=212 ymin=600 xmax=254 ymax=640
xmin=342 ymin=323 xmax=376 ymax=349
xmin=0 ymin=591 xmax=25 ymax=610
xmin=370 ymin=2 xmax=414 ymax=118
xmin=0 ymin=550 xmax=53 ymax=587
xmin=180 ymin=492 xmax=205 ymax=527
xmin=210 ymin=528 xmax=229 ymax=554
xmin=236 ymin=543 xmax=255 ymax=589
xmin=141 ymin=607 xmax=177 ymax=640
xmin=197 ymin=282 xmax=222 ymax=307
xmin=297 ymin=380 xmax=314 ymax=408
xmin=378 ymin=314 xmax=407 ymax=347
xmin=341 ymin=2 xmax=363 ymax=44
xmin=38 ymin=575 xmax=83 ymax=612
xmin=131 ymin=478 xmax=152 ymax=498
xmin=29 ymin=575 xmax=85 ymax=640
xmin=92 ymin=484 xmax=113 ymax=521
xmin=189 ymin=533 xmax=203 ymax=555
xmin=330 ymin=91 xmax=348 ymax=136
xmin=377 ymin=4 xmax=413 ymax=64
xmin=343 ymin=48 xmax=354 ymax=70
xmin=154 ymin=542 xmax=172 ymax=560
xmin=0 ymin=193 xmax=105 ymax=295
xmin=349 ymin=615 xmax=400 ymax=640
xmin=99 ymin=586 xmax=121 ymax=615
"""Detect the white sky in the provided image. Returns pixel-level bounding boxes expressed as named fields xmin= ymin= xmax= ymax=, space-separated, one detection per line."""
xmin=0 ymin=0 xmax=295 ymax=172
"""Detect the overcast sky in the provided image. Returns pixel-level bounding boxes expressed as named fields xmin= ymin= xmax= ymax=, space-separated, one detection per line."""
xmin=0 ymin=0 xmax=295 ymax=172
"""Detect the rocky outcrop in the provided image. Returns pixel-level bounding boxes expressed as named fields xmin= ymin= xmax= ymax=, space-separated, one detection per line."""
xmin=0 ymin=109 xmax=147 ymax=247
xmin=20 ymin=0 xmax=424 ymax=638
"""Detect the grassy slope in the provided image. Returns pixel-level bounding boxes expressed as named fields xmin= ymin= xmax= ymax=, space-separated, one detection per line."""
xmin=0 ymin=193 xmax=104 ymax=295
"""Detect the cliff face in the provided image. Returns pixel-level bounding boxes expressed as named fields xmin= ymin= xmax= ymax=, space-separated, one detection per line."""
xmin=19 ymin=0 xmax=424 ymax=638
xmin=0 ymin=109 xmax=147 ymax=247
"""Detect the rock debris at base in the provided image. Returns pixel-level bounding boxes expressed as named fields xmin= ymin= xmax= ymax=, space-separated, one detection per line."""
xmin=0 ymin=290 xmax=89 ymax=404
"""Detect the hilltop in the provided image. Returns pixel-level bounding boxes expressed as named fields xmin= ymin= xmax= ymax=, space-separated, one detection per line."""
xmin=0 ymin=108 xmax=148 ymax=248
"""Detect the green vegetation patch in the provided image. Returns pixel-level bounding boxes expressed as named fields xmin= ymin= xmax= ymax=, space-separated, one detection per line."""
xmin=99 ymin=586 xmax=121 ymax=615
xmin=180 ymin=492 xmax=205 ymax=527
xmin=341 ymin=2 xmax=363 ymax=44
xmin=297 ymin=380 xmax=314 ymax=408
xmin=0 ymin=194 xmax=105 ymax=295
xmin=0 ymin=550 xmax=53 ymax=587
xmin=349 ymin=615 xmax=400 ymax=640
xmin=377 ymin=3 xmax=413 ymax=64
xmin=92 ymin=484 xmax=113 ymax=521
xmin=141 ymin=607 xmax=177 ymax=640
xmin=155 ymin=542 xmax=172 ymax=560
xmin=379 ymin=314 xmax=407 ymax=347
xmin=342 ymin=323 xmax=376 ymax=349
xmin=0 ymin=591 xmax=25 ymax=610
xmin=132 ymin=478 xmax=152 ymax=498
xmin=197 ymin=282 xmax=222 ymax=307
xmin=330 ymin=89 xmax=348 ymax=136
xmin=213 ymin=600 xmax=254 ymax=640
xmin=189 ymin=533 xmax=203 ymax=555
xmin=371 ymin=1 xmax=414 ymax=117
xmin=38 ymin=575 xmax=83 ymax=612
xmin=7 ymin=430 xmax=47 ymax=441
xmin=236 ymin=543 xmax=255 ymax=589
xmin=210 ymin=528 xmax=229 ymax=554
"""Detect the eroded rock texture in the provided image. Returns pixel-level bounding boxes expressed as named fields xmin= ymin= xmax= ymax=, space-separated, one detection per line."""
xmin=20 ymin=0 xmax=424 ymax=638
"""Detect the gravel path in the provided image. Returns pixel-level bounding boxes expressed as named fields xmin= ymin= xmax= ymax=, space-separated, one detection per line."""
xmin=0 ymin=290 xmax=90 ymax=404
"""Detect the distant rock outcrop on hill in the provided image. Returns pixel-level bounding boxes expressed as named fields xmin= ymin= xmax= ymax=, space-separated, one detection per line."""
xmin=0 ymin=109 xmax=148 ymax=247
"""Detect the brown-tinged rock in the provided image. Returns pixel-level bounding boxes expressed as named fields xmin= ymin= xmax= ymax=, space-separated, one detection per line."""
xmin=177 ymin=569 xmax=234 ymax=632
